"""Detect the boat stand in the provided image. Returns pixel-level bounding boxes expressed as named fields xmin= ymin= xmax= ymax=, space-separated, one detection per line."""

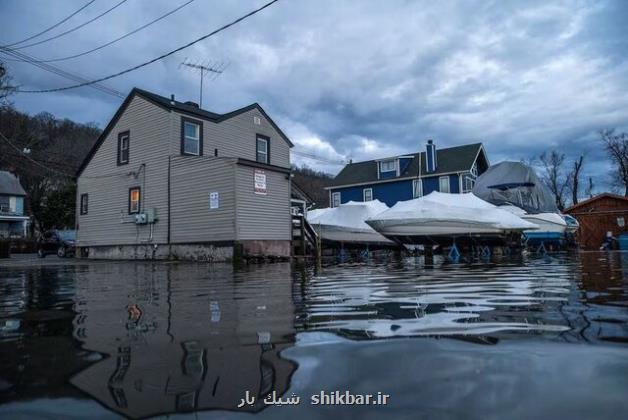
xmin=448 ymin=241 xmax=461 ymax=261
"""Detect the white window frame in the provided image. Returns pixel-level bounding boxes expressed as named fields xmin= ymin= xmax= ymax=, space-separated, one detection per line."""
xmin=470 ymin=162 xmax=478 ymax=177
xmin=363 ymin=188 xmax=373 ymax=201
xmin=463 ymin=176 xmax=475 ymax=193
xmin=256 ymin=136 xmax=269 ymax=164
xmin=439 ymin=176 xmax=450 ymax=193
xmin=332 ymin=192 xmax=341 ymax=207
xmin=183 ymin=121 xmax=200 ymax=156
xmin=118 ymin=133 xmax=129 ymax=164
xmin=380 ymin=159 xmax=397 ymax=173
xmin=412 ymin=179 xmax=423 ymax=198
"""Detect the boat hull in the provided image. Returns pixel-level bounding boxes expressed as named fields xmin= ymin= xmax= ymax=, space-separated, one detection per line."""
xmin=314 ymin=224 xmax=395 ymax=245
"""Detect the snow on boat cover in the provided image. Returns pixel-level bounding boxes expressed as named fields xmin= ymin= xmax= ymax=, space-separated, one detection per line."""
xmin=306 ymin=200 xmax=394 ymax=244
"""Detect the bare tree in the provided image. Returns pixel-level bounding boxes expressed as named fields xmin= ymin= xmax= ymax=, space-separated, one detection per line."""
xmin=539 ymin=150 xmax=569 ymax=210
xmin=600 ymin=129 xmax=628 ymax=196
xmin=0 ymin=61 xmax=16 ymax=106
xmin=585 ymin=176 xmax=594 ymax=198
xmin=569 ymin=155 xmax=584 ymax=205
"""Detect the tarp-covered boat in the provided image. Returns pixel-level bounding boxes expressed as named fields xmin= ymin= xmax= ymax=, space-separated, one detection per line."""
xmin=307 ymin=200 xmax=394 ymax=245
xmin=472 ymin=161 xmax=572 ymax=240
xmin=365 ymin=192 xmax=538 ymax=245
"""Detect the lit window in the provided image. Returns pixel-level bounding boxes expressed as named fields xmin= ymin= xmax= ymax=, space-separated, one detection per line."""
xmin=256 ymin=135 xmax=269 ymax=164
xmin=80 ymin=194 xmax=88 ymax=215
xmin=439 ymin=176 xmax=450 ymax=193
xmin=182 ymin=119 xmax=201 ymax=156
xmin=129 ymin=188 xmax=141 ymax=214
xmin=332 ymin=192 xmax=341 ymax=207
xmin=363 ymin=188 xmax=373 ymax=201
xmin=413 ymin=179 xmax=423 ymax=198
xmin=380 ymin=159 xmax=396 ymax=172
xmin=118 ymin=132 xmax=130 ymax=165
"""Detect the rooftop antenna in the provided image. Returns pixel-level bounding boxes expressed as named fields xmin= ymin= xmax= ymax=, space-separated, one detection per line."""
xmin=179 ymin=58 xmax=227 ymax=108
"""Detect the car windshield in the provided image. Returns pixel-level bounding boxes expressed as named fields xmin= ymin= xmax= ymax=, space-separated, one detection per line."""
xmin=57 ymin=230 xmax=76 ymax=240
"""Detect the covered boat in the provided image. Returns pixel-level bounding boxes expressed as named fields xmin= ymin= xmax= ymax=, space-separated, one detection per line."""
xmin=365 ymin=192 xmax=538 ymax=245
xmin=306 ymin=200 xmax=394 ymax=245
xmin=472 ymin=161 xmax=571 ymax=240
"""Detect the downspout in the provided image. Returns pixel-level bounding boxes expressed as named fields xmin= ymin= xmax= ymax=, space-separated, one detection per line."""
xmin=167 ymin=155 xmax=171 ymax=246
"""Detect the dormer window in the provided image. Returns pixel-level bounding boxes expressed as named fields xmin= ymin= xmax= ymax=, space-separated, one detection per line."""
xmin=380 ymin=159 xmax=396 ymax=172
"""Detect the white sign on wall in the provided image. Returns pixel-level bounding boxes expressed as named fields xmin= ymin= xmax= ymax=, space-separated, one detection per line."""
xmin=254 ymin=169 xmax=267 ymax=195
xmin=209 ymin=192 xmax=219 ymax=209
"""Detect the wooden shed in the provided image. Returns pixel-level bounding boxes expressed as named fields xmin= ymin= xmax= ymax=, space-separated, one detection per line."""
xmin=564 ymin=193 xmax=628 ymax=250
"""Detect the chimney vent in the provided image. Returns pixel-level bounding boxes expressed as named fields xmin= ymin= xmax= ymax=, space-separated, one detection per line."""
xmin=426 ymin=139 xmax=437 ymax=172
xmin=170 ymin=94 xmax=175 ymax=105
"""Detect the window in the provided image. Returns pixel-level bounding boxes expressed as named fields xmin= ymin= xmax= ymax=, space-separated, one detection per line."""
xmin=380 ymin=159 xmax=396 ymax=172
xmin=363 ymin=188 xmax=373 ymax=201
xmin=439 ymin=176 xmax=450 ymax=193
xmin=413 ymin=179 xmax=423 ymax=198
xmin=463 ymin=176 xmax=475 ymax=193
xmin=470 ymin=162 xmax=478 ymax=177
xmin=80 ymin=194 xmax=88 ymax=215
xmin=256 ymin=135 xmax=269 ymax=164
xmin=117 ymin=131 xmax=130 ymax=165
xmin=128 ymin=187 xmax=141 ymax=214
xmin=332 ymin=192 xmax=341 ymax=207
xmin=0 ymin=195 xmax=9 ymax=213
xmin=181 ymin=118 xmax=202 ymax=156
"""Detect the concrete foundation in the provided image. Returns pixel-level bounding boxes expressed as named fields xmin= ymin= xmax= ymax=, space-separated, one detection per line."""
xmin=77 ymin=240 xmax=290 ymax=262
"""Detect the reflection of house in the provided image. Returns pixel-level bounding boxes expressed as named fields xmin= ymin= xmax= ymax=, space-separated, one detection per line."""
xmin=76 ymin=88 xmax=293 ymax=261
xmin=70 ymin=263 xmax=296 ymax=418
xmin=326 ymin=141 xmax=489 ymax=207
xmin=0 ymin=171 xmax=29 ymax=238
xmin=564 ymin=193 xmax=628 ymax=249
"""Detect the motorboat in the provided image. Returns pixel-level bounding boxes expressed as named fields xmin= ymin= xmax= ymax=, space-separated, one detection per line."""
xmin=306 ymin=200 xmax=395 ymax=245
xmin=500 ymin=205 xmax=568 ymax=241
xmin=562 ymin=214 xmax=580 ymax=233
xmin=365 ymin=192 xmax=538 ymax=245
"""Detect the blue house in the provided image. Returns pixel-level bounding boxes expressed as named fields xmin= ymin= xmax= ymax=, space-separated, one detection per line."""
xmin=0 ymin=171 xmax=29 ymax=238
xmin=326 ymin=140 xmax=489 ymax=207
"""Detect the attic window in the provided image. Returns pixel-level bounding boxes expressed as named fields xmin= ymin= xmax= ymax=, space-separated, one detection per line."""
xmin=254 ymin=116 xmax=261 ymax=125
xmin=380 ymin=159 xmax=396 ymax=172
xmin=117 ymin=131 xmax=130 ymax=165
xmin=256 ymin=135 xmax=269 ymax=164
xmin=181 ymin=117 xmax=203 ymax=156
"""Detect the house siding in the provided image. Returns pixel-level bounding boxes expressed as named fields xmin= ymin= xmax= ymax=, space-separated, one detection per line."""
xmin=172 ymin=108 xmax=290 ymax=169
xmin=235 ymin=165 xmax=290 ymax=240
xmin=170 ymin=156 xmax=237 ymax=243
xmin=330 ymin=174 xmax=462 ymax=207
xmin=77 ymin=95 xmax=171 ymax=246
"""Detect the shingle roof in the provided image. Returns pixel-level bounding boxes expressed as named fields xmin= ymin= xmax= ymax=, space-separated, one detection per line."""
xmin=328 ymin=143 xmax=485 ymax=187
xmin=77 ymin=87 xmax=293 ymax=176
xmin=0 ymin=171 xmax=27 ymax=196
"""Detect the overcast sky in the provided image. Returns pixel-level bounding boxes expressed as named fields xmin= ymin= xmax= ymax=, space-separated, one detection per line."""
xmin=1 ymin=0 xmax=626 ymax=188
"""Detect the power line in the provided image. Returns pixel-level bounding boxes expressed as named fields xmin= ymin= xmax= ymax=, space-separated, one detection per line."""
xmin=10 ymin=0 xmax=130 ymax=51
xmin=16 ymin=0 xmax=195 ymax=63
xmin=13 ymin=0 xmax=280 ymax=94
xmin=1 ymin=48 xmax=125 ymax=97
xmin=1 ymin=0 xmax=97 ymax=48
xmin=291 ymin=149 xmax=346 ymax=165
xmin=0 ymin=130 xmax=74 ymax=177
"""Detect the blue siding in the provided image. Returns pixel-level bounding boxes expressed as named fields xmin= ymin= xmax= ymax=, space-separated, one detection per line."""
xmin=379 ymin=170 xmax=396 ymax=179
xmin=330 ymin=173 xmax=462 ymax=207
xmin=399 ymin=157 xmax=412 ymax=174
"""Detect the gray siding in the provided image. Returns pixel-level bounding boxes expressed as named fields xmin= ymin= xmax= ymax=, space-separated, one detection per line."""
xmin=235 ymin=164 xmax=291 ymax=241
xmin=170 ymin=156 xmax=237 ymax=243
xmin=173 ymin=108 xmax=290 ymax=168
xmin=77 ymin=96 xmax=171 ymax=246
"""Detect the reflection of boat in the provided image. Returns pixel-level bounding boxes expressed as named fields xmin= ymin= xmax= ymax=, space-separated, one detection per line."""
xmin=365 ymin=192 xmax=537 ymax=245
xmin=307 ymin=200 xmax=394 ymax=245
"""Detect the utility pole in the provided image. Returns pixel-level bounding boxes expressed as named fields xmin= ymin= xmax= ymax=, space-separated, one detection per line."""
xmin=179 ymin=59 xmax=226 ymax=108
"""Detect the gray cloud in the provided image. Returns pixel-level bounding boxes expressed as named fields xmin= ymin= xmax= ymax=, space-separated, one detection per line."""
xmin=1 ymin=0 xmax=626 ymax=189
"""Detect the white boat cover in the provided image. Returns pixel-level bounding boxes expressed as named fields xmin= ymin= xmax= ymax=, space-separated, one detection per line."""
xmin=367 ymin=192 xmax=538 ymax=231
xmin=307 ymin=199 xmax=390 ymax=231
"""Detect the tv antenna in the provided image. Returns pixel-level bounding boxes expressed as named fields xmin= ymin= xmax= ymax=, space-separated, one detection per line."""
xmin=179 ymin=58 xmax=228 ymax=107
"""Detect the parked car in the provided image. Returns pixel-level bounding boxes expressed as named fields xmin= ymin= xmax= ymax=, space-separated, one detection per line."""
xmin=37 ymin=230 xmax=76 ymax=258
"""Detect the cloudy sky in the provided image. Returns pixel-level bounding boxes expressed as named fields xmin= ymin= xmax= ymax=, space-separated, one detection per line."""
xmin=1 ymin=0 xmax=626 ymax=188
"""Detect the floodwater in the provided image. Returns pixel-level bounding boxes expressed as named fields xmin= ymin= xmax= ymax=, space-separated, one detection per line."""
xmin=0 ymin=252 xmax=627 ymax=419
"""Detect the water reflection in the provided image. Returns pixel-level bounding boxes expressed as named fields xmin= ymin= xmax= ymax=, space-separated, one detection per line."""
xmin=1 ymin=252 xmax=628 ymax=419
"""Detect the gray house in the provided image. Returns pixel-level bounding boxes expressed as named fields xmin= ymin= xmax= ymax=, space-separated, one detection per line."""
xmin=76 ymin=88 xmax=293 ymax=261
xmin=0 ymin=170 xmax=29 ymax=238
